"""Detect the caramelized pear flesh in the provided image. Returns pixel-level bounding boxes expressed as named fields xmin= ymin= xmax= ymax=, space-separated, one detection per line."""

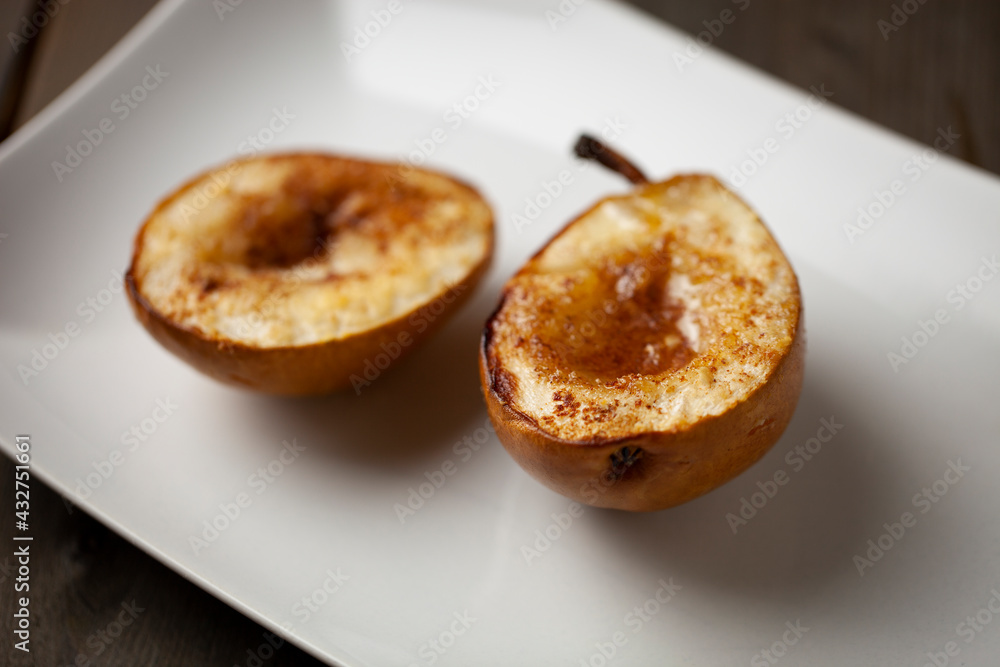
xmin=481 ymin=154 xmax=803 ymax=511
xmin=128 ymin=152 xmax=494 ymax=395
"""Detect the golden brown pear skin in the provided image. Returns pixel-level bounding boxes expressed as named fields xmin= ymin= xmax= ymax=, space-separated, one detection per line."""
xmin=480 ymin=137 xmax=803 ymax=511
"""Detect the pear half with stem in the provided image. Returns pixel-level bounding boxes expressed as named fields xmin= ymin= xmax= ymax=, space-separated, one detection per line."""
xmin=480 ymin=136 xmax=804 ymax=511
xmin=127 ymin=152 xmax=494 ymax=395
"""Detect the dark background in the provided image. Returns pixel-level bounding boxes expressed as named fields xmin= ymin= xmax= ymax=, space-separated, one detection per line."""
xmin=1 ymin=0 xmax=997 ymax=665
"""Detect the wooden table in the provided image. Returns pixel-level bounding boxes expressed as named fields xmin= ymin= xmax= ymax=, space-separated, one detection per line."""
xmin=1 ymin=1 xmax=997 ymax=665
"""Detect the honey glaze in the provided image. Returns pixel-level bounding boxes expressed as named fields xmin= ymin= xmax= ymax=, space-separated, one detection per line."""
xmin=530 ymin=247 xmax=693 ymax=382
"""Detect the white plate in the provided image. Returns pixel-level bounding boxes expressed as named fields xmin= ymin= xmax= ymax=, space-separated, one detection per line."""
xmin=2 ymin=0 xmax=1000 ymax=664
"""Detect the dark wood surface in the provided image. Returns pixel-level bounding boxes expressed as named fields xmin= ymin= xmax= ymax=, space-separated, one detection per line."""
xmin=2 ymin=1 xmax=998 ymax=665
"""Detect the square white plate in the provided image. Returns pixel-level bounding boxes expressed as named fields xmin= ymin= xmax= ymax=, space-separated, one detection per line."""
xmin=2 ymin=0 xmax=999 ymax=664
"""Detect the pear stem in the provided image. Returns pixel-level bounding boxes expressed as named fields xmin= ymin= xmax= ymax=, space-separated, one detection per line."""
xmin=573 ymin=134 xmax=650 ymax=185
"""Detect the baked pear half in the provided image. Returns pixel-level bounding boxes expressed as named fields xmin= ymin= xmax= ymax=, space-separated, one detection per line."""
xmin=127 ymin=152 xmax=493 ymax=395
xmin=480 ymin=136 xmax=804 ymax=511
